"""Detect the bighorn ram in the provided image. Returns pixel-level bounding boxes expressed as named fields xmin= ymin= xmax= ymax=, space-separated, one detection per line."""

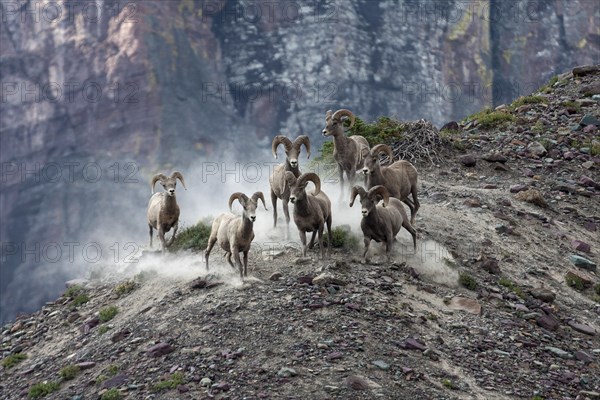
xmin=204 ymin=192 xmax=267 ymax=278
xmin=350 ymin=185 xmax=417 ymax=263
xmin=363 ymin=144 xmax=420 ymax=225
xmin=322 ymin=109 xmax=369 ymax=194
xmin=147 ymin=172 xmax=187 ymax=253
xmin=269 ymin=135 xmax=311 ymax=234
xmin=285 ymin=172 xmax=332 ymax=259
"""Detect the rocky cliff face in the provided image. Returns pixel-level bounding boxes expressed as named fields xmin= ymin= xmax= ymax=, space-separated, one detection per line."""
xmin=0 ymin=0 xmax=598 ymax=321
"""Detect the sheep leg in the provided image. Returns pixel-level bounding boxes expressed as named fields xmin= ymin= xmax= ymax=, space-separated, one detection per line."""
xmin=326 ymin=215 xmax=332 ymax=258
xmin=317 ymin=225 xmax=325 ymax=259
xmin=402 ymin=220 xmax=418 ymax=252
xmin=233 ymin=250 xmax=243 ymax=279
xmin=158 ymin=226 xmax=167 ymax=254
xmin=402 ymin=198 xmax=416 ymax=225
xmin=308 ymin=231 xmax=317 ymax=249
xmin=148 ymin=224 xmax=153 ymax=249
xmin=167 ymin=221 xmax=178 ymax=247
xmin=243 ymin=251 xmax=248 ymax=277
xmin=299 ymin=230 xmax=308 ymax=257
xmin=282 ymin=198 xmax=291 ymax=240
xmin=363 ymin=237 xmax=371 ymax=263
xmin=338 ymin=165 xmax=345 ymax=196
xmin=226 ymin=252 xmax=234 ymax=269
xmin=385 ymin=232 xmax=394 ymax=262
xmin=271 ymin=190 xmax=278 ymax=228
xmin=411 ymin=188 xmax=420 ymax=225
xmin=204 ymin=237 xmax=218 ymax=271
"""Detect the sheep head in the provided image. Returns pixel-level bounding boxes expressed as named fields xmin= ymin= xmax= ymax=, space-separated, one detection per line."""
xmin=272 ymin=135 xmax=311 ymax=168
xmin=322 ymin=109 xmax=355 ymax=137
xmin=363 ymin=144 xmax=393 ymax=176
xmin=287 ymin=172 xmax=321 ymax=204
xmin=350 ymin=185 xmax=390 ymax=217
xmin=229 ymin=191 xmax=268 ymax=222
xmin=151 ymin=171 xmax=187 ymax=196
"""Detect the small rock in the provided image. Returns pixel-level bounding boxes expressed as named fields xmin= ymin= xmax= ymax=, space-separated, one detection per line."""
xmin=200 ymin=377 xmax=212 ymax=387
xmin=509 ymin=184 xmax=529 ymax=193
xmin=482 ymin=153 xmax=508 ymax=163
xmin=515 ymin=189 xmax=548 ymax=208
xmin=565 ymin=270 xmax=594 ymax=288
xmin=146 ymin=342 xmax=174 ymax=357
xmin=460 ymin=154 xmax=477 ymax=167
xmin=494 ymin=162 xmax=510 ymax=171
xmin=295 ymin=258 xmax=312 ymax=265
xmin=297 ymin=275 xmax=314 ymax=284
xmin=545 ymin=346 xmax=572 ymax=359
xmin=441 ymin=121 xmax=460 ymax=131
xmin=372 ymin=360 xmax=390 ymax=370
xmin=582 ymin=161 xmax=595 ymax=169
xmin=345 ymin=375 xmax=370 ymax=391
xmin=312 ymin=273 xmax=347 ymax=286
xmin=401 ymin=338 xmax=426 ymax=351
xmin=463 ymin=198 xmax=481 ymax=208
xmin=569 ymin=255 xmax=597 ymax=271
xmin=574 ymin=350 xmax=593 ymax=363
xmin=579 ymin=175 xmax=600 ymax=189
xmin=568 ymin=321 xmax=597 ymax=336
xmin=101 ymin=374 xmax=128 ymax=389
xmin=583 ymin=222 xmax=597 ymax=232
xmin=573 ymin=65 xmax=600 ymax=77
xmin=580 ymin=114 xmax=600 ymax=126
xmin=529 ymin=287 xmax=556 ymax=303
xmin=579 ymin=390 xmax=600 ymax=399
xmin=177 ymin=385 xmax=189 ymax=393
xmin=75 ymin=361 xmax=96 ymax=370
xmin=528 ymin=141 xmax=547 ymax=157
xmin=269 ymin=272 xmax=283 ymax=281
xmin=448 ymin=297 xmax=481 ymax=315
xmin=571 ymin=240 xmax=591 ymax=254
xmin=277 ymin=367 xmax=297 ymax=378
xmin=478 ymin=258 xmax=500 ymax=275
xmin=80 ymin=317 xmax=100 ymax=334
xmin=536 ymin=314 xmax=560 ymax=331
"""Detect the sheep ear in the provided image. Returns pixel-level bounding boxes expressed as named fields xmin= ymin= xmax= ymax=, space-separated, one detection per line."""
xmin=360 ymin=147 xmax=369 ymax=159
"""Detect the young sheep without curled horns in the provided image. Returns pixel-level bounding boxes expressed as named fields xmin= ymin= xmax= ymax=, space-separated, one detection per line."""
xmin=204 ymin=192 xmax=267 ymax=278
xmin=285 ymin=172 xmax=332 ymax=259
xmin=269 ymin=135 xmax=311 ymax=236
xmin=147 ymin=172 xmax=187 ymax=254
xmin=321 ymin=109 xmax=369 ymax=195
xmin=350 ymin=185 xmax=417 ymax=263
xmin=362 ymin=144 xmax=420 ymax=225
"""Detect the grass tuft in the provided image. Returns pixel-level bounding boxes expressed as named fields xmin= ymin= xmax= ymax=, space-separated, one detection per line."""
xmin=2 ymin=352 xmax=27 ymax=369
xmin=59 ymin=365 xmax=80 ymax=381
xmin=151 ymin=371 xmax=185 ymax=392
xmin=459 ymin=272 xmax=478 ymax=290
xmin=29 ymin=382 xmax=60 ymax=399
xmin=101 ymin=389 xmax=122 ymax=400
xmin=99 ymin=306 xmax=119 ymax=323
xmin=169 ymin=222 xmax=212 ymax=252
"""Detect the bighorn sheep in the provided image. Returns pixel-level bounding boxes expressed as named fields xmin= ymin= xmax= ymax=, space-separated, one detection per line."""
xmin=204 ymin=192 xmax=267 ymax=278
xmin=269 ymin=135 xmax=311 ymax=234
xmin=322 ymin=109 xmax=369 ymax=194
xmin=350 ymin=185 xmax=417 ymax=263
xmin=285 ymin=172 xmax=332 ymax=259
xmin=362 ymin=144 xmax=420 ymax=225
xmin=147 ymin=172 xmax=187 ymax=253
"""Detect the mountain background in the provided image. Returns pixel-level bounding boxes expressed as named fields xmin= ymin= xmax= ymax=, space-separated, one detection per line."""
xmin=1 ymin=0 xmax=599 ymax=322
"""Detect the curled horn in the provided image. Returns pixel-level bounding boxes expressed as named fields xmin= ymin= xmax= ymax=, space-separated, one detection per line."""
xmin=297 ymin=172 xmax=321 ymax=196
xmin=349 ymin=186 xmax=367 ymax=207
xmin=325 ymin=110 xmax=333 ymax=121
xmin=284 ymin=171 xmax=297 ymax=190
xmin=151 ymin=173 xmax=168 ymax=194
xmin=332 ymin=109 xmax=355 ymax=129
xmin=171 ymin=171 xmax=187 ymax=190
xmin=370 ymin=144 xmax=394 ymax=163
xmin=272 ymin=135 xmax=293 ymax=159
xmin=228 ymin=192 xmax=249 ymax=211
xmin=251 ymin=191 xmax=268 ymax=211
xmin=369 ymin=185 xmax=390 ymax=207
xmin=293 ymin=135 xmax=311 ymax=159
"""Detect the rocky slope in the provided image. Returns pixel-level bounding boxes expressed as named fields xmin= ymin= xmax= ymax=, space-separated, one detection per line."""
xmin=0 ymin=66 xmax=599 ymax=399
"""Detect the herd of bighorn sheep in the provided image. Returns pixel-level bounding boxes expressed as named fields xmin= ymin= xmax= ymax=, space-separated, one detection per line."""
xmin=146 ymin=109 xmax=420 ymax=278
